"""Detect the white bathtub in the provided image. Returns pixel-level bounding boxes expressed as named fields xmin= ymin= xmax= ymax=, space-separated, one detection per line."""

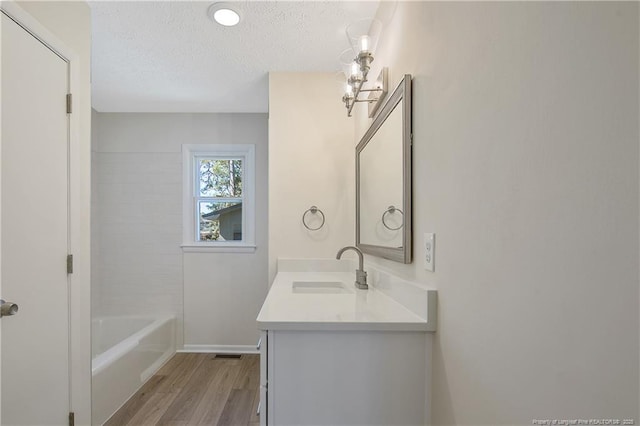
xmin=91 ymin=315 xmax=176 ymax=425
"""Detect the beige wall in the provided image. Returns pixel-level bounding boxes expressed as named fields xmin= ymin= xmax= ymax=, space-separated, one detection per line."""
xmin=354 ymin=2 xmax=639 ymax=424
xmin=13 ymin=1 xmax=92 ymax=423
xmin=268 ymin=72 xmax=355 ymax=282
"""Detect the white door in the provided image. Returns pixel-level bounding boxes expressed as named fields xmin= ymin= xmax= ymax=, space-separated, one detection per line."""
xmin=1 ymin=12 xmax=71 ymax=425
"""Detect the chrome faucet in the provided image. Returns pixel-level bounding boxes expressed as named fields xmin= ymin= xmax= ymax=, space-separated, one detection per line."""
xmin=336 ymin=246 xmax=368 ymax=289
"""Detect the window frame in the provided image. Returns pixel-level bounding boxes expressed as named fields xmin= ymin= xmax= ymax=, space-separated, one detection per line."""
xmin=182 ymin=144 xmax=256 ymax=253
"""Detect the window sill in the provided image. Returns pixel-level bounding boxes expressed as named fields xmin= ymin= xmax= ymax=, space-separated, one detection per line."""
xmin=181 ymin=244 xmax=257 ymax=254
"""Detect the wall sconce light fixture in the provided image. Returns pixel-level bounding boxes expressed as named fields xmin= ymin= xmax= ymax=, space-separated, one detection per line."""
xmin=340 ymin=18 xmax=388 ymax=118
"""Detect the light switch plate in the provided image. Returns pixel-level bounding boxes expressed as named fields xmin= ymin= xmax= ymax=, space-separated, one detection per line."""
xmin=424 ymin=233 xmax=435 ymax=271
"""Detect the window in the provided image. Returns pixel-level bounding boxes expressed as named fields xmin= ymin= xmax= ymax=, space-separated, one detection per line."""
xmin=182 ymin=144 xmax=255 ymax=252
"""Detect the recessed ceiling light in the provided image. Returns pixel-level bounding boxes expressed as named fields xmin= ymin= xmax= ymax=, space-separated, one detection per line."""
xmin=208 ymin=3 xmax=241 ymax=27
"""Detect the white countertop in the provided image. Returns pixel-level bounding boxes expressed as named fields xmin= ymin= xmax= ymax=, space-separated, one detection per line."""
xmin=256 ymin=271 xmax=430 ymax=332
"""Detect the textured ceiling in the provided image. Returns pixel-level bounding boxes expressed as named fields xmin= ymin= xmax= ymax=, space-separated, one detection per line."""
xmin=90 ymin=1 xmax=381 ymax=113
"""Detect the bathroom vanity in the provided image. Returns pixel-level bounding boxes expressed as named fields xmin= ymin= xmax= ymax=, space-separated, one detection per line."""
xmin=256 ymin=262 xmax=436 ymax=426
xmin=256 ymin=74 xmax=425 ymax=425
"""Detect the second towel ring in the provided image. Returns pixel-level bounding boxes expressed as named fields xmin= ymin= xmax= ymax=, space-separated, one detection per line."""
xmin=302 ymin=206 xmax=325 ymax=231
xmin=382 ymin=205 xmax=404 ymax=231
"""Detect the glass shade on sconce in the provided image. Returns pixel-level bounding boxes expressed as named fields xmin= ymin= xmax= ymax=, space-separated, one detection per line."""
xmin=342 ymin=83 xmax=355 ymax=109
xmin=345 ymin=83 xmax=354 ymax=96
xmin=334 ymin=71 xmax=350 ymax=95
xmin=351 ymin=62 xmax=360 ymax=78
xmin=339 ymin=48 xmax=362 ymax=85
xmin=346 ymin=18 xmax=382 ymax=74
xmin=339 ymin=49 xmax=358 ymax=111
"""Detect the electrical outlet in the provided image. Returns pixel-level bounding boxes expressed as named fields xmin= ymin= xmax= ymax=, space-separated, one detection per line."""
xmin=424 ymin=233 xmax=435 ymax=271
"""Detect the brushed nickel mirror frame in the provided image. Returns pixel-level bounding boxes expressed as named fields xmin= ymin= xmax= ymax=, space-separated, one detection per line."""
xmin=356 ymin=74 xmax=412 ymax=263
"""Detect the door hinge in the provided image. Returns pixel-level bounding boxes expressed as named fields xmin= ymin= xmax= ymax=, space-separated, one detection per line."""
xmin=66 ymin=93 xmax=72 ymax=114
xmin=68 ymin=412 xmax=74 ymax=426
xmin=67 ymin=254 xmax=73 ymax=274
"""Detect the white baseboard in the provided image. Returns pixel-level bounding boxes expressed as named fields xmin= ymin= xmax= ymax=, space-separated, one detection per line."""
xmin=179 ymin=344 xmax=258 ymax=354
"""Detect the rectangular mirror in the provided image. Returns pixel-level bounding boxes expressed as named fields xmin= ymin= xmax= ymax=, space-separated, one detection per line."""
xmin=356 ymin=74 xmax=412 ymax=263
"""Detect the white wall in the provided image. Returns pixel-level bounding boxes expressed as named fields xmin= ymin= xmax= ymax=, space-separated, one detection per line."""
xmin=11 ymin=1 xmax=93 ymax=423
xmin=354 ymin=2 xmax=639 ymax=424
xmin=92 ymin=113 xmax=268 ymax=348
xmin=268 ymin=73 xmax=355 ymax=282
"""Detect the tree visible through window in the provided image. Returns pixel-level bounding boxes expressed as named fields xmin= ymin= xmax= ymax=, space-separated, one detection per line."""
xmin=183 ymin=144 xmax=255 ymax=249
xmin=197 ymin=158 xmax=244 ymax=241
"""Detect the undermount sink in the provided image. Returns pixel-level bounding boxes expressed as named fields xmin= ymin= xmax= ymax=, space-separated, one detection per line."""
xmin=292 ymin=281 xmax=351 ymax=294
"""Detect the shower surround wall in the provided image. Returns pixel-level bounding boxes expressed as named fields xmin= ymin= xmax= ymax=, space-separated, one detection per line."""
xmin=92 ymin=113 xmax=269 ymax=348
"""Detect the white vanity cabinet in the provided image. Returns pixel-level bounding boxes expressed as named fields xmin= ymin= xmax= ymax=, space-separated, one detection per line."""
xmin=258 ymin=330 xmax=268 ymax=426
xmin=257 ymin=271 xmax=437 ymax=426
xmin=259 ymin=328 xmax=431 ymax=426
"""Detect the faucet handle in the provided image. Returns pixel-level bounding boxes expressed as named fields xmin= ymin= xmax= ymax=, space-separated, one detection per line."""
xmin=355 ymin=270 xmax=368 ymax=289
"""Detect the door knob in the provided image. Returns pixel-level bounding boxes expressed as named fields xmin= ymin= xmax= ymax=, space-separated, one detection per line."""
xmin=0 ymin=299 xmax=18 ymax=317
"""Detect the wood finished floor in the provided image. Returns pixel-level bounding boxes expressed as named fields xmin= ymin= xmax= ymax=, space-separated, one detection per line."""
xmin=105 ymin=353 xmax=260 ymax=426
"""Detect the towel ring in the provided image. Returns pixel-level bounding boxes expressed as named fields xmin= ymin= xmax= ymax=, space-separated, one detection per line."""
xmin=302 ymin=206 xmax=325 ymax=231
xmin=381 ymin=205 xmax=404 ymax=231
